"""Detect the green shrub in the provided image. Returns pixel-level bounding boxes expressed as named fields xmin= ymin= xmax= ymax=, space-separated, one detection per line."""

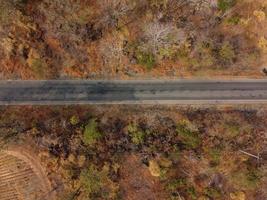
xmin=231 ymin=168 xmax=262 ymax=189
xmin=191 ymin=42 xmax=216 ymax=69
xmin=127 ymin=123 xmax=145 ymax=145
xmin=159 ymin=48 xmax=176 ymax=60
xmin=174 ymin=43 xmax=194 ymax=68
xmin=204 ymin=187 xmax=221 ymax=198
xmin=176 ymin=122 xmax=201 ymax=149
xmin=80 ymin=165 xmax=104 ymax=197
xmin=209 ymin=148 xmax=222 ymax=166
xmin=0 ymin=0 xmax=28 ymax=24
xmin=226 ymin=16 xmax=240 ymax=25
xmin=246 ymin=169 xmax=262 ymax=187
xmin=187 ymin=186 xmax=197 ymax=200
xmin=136 ymin=51 xmax=156 ymax=70
xmin=218 ymin=0 xmax=236 ymax=12
xmin=0 ymin=4 xmax=10 ymax=24
xmin=176 ymin=43 xmax=190 ymax=58
xmin=30 ymin=58 xmax=47 ymax=79
xmin=224 ymin=121 xmax=240 ymax=138
xmin=219 ymin=42 xmax=235 ymax=63
xmin=83 ymin=119 xmax=103 ymax=145
xmin=80 ymin=165 xmax=119 ymax=199
xmin=166 ymin=178 xmax=188 ymax=191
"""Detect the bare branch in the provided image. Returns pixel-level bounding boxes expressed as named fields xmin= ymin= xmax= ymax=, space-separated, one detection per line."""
xmin=239 ymin=150 xmax=260 ymax=160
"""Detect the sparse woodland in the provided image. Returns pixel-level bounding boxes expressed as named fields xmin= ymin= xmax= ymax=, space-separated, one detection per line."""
xmin=0 ymin=0 xmax=266 ymax=79
xmin=0 ymin=105 xmax=266 ymax=199
xmin=1 ymin=1 xmax=267 ymax=199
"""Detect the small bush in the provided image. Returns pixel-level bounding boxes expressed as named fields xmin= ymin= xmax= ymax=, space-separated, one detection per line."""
xmin=174 ymin=42 xmax=195 ymax=68
xmin=176 ymin=42 xmax=190 ymax=58
xmin=80 ymin=165 xmax=103 ymax=197
xmin=136 ymin=51 xmax=156 ymax=70
xmin=219 ymin=42 xmax=235 ymax=63
xmin=209 ymin=148 xmax=222 ymax=166
xmin=204 ymin=187 xmax=221 ymax=198
xmin=218 ymin=0 xmax=236 ymax=12
xmin=191 ymin=42 xmax=216 ymax=69
xmin=0 ymin=4 xmax=10 ymax=24
xmin=246 ymin=169 xmax=262 ymax=187
xmin=230 ymin=191 xmax=246 ymax=200
xmin=127 ymin=123 xmax=146 ymax=145
xmin=30 ymin=58 xmax=47 ymax=79
xmin=159 ymin=48 xmax=176 ymax=60
xmin=224 ymin=121 xmax=240 ymax=138
xmin=253 ymin=10 xmax=266 ymax=22
xmin=83 ymin=119 xmax=103 ymax=145
xmin=231 ymin=168 xmax=262 ymax=190
xmin=176 ymin=122 xmax=201 ymax=149
xmin=149 ymin=0 xmax=168 ymax=9
xmin=226 ymin=16 xmax=240 ymax=25
xmin=187 ymin=186 xmax=197 ymax=200
xmin=0 ymin=0 xmax=28 ymax=25
xmin=70 ymin=115 xmax=79 ymax=125
xmin=258 ymin=37 xmax=267 ymax=52
xmin=166 ymin=178 xmax=188 ymax=191
xmin=80 ymin=165 xmax=118 ymax=199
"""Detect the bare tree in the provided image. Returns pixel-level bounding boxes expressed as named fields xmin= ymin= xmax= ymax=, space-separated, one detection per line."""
xmin=98 ymin=32 xmax=124 ymax=71
xmin=143 ymin=21 xmax=186 ymax=54
xmin=97 ymin=0 xmax=135 ymax=30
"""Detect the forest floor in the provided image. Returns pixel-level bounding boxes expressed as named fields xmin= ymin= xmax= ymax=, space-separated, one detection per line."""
xmin=0 ymin=105 xmax=266 ymax=200
xmin=0 ymin=0 xmax=267 ymax=79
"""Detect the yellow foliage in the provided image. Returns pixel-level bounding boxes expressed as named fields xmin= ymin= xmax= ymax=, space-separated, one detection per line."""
xmin=158 ymin=157 xmax=172 ymax=168
xmin=150 ymin=0 xmax=168 ymax=9
xmin=148 ymin=160 xmax=161 ymax=177
xmin=253 ymin=10 xmax=266 ymax=22
xmin=258 ymin=37 xmax=267 ymax=52
xmin=198 ymin=196 xmax=209 ymax=200
xmin=230 ymin=191 xmax=246 ymax=200
xmin=240 ymin=18 xmax=251 ymax=27
xmin=68 ymin=154 xmax=75 ymax=163
xmin=78 ymin=155 xmax=86 ymax=167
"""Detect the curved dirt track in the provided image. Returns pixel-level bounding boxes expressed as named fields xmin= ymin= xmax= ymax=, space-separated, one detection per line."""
xmin=0 ymin=148 xmax=54 ymax=200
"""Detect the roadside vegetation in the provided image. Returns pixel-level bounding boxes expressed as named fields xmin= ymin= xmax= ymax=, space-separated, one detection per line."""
xmin=0 ymin=0 xmax=266 ymax=79
xmin=0 ymin=105 xmax=266 ymax=199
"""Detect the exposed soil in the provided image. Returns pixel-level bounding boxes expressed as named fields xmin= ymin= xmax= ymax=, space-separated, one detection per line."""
xmin=119 ymin=154 xmax=167 ymax=200
xmin=0 ymin=146 xmax=54 ymax=200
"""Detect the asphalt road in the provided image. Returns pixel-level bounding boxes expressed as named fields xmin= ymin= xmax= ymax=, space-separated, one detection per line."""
xmin=0 ymin=80 xmax=267 ymax=104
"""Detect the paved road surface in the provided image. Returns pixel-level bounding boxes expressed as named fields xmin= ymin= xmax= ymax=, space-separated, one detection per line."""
xmin=0 ymin=80 xmax=267 ymax=104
